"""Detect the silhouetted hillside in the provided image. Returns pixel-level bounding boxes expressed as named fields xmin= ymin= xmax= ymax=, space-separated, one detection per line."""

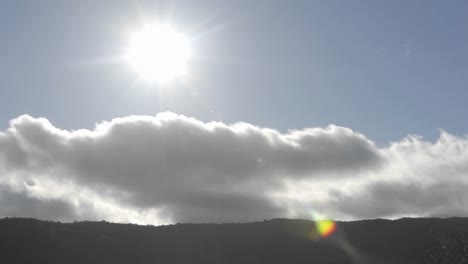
xmin=1 ymin=217 xmax=468 ymax=263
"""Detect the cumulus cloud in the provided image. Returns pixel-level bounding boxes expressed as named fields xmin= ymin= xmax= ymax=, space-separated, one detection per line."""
xmin=0 ymin=184 xmax=75 ymax=222
xmin=0 ymin=113 xmax=467 ymax=224
xmin=330 ymin=181 xmax=468 ymax=219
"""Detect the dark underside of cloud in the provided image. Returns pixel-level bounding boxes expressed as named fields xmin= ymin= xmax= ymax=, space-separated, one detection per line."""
xmin=1 ymin=112 xmax=467 ymax=224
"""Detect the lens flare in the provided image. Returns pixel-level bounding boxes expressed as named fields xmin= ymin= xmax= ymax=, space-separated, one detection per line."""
xmin=316 ymin=219 xmax=337 ymax=238
xmin=310 ymin=211 xmax=337 ymax=238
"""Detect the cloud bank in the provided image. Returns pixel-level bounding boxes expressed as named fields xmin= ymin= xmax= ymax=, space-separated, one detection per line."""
xmin=0 ymin=113 xmax=467 ymax=224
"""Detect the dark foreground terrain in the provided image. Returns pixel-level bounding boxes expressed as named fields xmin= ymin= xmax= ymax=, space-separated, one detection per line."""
xmin=1 ymin=217 xmax=468 ymax=263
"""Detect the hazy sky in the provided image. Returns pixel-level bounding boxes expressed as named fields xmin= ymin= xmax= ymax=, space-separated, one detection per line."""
xmin=1 ymin=0 xmax=468 ymax=224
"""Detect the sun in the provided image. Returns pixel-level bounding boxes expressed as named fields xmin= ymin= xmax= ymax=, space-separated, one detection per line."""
xmin=126 ymin=24 xmax=191 ymax=83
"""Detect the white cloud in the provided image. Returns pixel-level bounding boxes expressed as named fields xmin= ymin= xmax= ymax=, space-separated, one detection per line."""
xmin=0 ymin=113 xmax=467 ymax=224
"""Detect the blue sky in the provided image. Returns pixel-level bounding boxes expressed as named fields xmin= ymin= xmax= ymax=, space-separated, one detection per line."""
xmin=1 ymin=0 xmax=468 ymax=144
xmin=3 ymin=1 xmax=468 ymax=223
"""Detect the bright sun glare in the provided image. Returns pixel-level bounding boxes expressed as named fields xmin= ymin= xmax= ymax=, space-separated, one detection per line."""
xmin=126 ymin=24 xmax=191 ymax=83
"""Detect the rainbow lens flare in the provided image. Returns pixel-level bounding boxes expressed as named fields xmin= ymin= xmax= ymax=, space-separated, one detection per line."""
xmin=315 ymin=219 xmax=337 ymax=238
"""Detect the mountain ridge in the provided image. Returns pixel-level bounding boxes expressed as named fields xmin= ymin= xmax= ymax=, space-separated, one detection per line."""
xmin=1 ymin=217 xmax=467 ymax=263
